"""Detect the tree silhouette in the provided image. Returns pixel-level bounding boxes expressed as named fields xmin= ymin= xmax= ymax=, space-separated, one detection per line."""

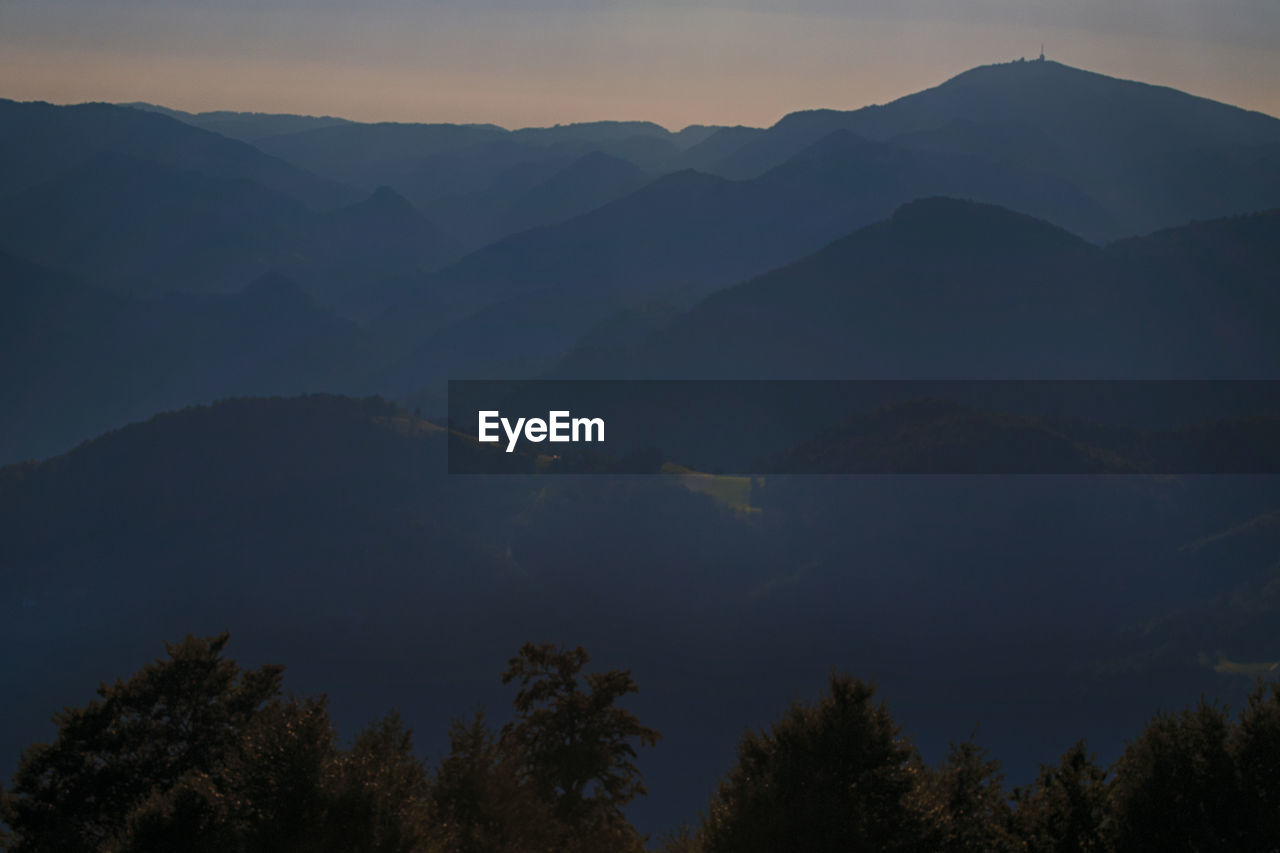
xmin=499 ymin=642 xmax=659 ymax=847
xmin=1010 ymin=740 xmax=1108 ymax=852
xmin=1108 ymin=699 xmax=1241 ymax=852
xmin=1229 ymin=680 xmax=1280 ymax=850
xmin=701 ymin=673 xmax=927 ymax=853
xmin=431 ymin=710 xmax=561 ymax=853
xmin=0 ymin=634 xmax=433 ymax=853
xmin=918 ymin=738 xmax=1016 ymax=852
xmin=325 ymin=711 xmax=435 ymax=853
xmin=1 ymin=633 xmax=283 ymax=850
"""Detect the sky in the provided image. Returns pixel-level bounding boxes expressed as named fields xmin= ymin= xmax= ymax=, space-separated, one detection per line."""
xmin=1 ymin=0 xmax=1277 ymax=129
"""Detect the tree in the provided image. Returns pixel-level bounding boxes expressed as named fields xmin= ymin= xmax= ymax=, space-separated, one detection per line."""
xmin=1010 ymin=740 xmax=1108 ymax=852
xmin=1 ymin=634 xmax=435 ymax=853
xmin=430 ymin=710 xmax=561 ymax=853
xmin=499 ymin=642 xmax=659 ymax=848
xmin=1108 ymin=699 xmax=1242 ymax=852
xmin=322 ymin=711 xmax=435 ymax=853
xmin=1231 ymin=680 xmax=1280 ymax=850
xmin=116 ymin=694 xmax=338 ymax=853
xmin=700 ymin=673 xmax=928 ymax=853
xmin=1 ymin=633 xmax=283 ymax=851
xmin=917 ymin=738 xmax=1016 ymax=852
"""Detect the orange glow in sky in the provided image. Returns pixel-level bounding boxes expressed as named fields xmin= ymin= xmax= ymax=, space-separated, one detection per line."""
xmin=1 ymin=2 xmax=1276 ymax=128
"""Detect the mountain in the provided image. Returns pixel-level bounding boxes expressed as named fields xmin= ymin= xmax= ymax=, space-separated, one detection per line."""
xmin=0 ymin=256 xmax=373 ymax=464
xmin=282 ymin=186 xmax=464 ymax=318
xmin=254 ymin=120 xmax=680 ymax=198
xmin=371 ymin=167 xmax=823 ymax=386
xmin=8 ymin=60 xmax=1280 ymax=841
xmin=0 ymin=98 xmax=350 ymax=207
xmin=0 ymin=154 xmax=459 ymax=312
xmin=252 ymin=121 xmax=512 ymax=193
xmin=553 ymin=199 xmax=1280 ymax=380
xmin=252 ymin=118 xmax=724 ymax=248
xmin=693 ymin=60 xmax=1280 ymax=236
xmin=420 ymin=150 xmax=653 ymax=249
xmin=118 ymin=103 xmax=353 ymax=142
xmin=0 ymin=151 xmax=308 ymax=295
xmin=373 ymin=128 xmax=1129 ymax=391
xmin=509 ymin=120 xmax=673 ymax=145
xmin=706 ymin=59 xmax=1280 ymax=176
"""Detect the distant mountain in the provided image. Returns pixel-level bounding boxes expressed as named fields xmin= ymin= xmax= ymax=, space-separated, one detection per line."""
xmin=373 ymin=127 xmax=1135 ymax=391
xmin=254 ymin=120 xmax=682 ymax=196
xmin=757 ymin=128 xmax=1116 ymax=239
xmin=499 ymin=151 xmax=649 ymax=234
xmin=0 ymin=151 xmax=308 ymax=295
xmin=253 ymin=121 xmax=512 ymax=193
xmin=372 ymin=166 xmax=837 ymax=386
xmin=119 ymin=102 xmax=353 ymax=142
xmin=252 ymin=118 xmax=723 ymax=248
xmin=509 ymin=120 xmax=673 ymax=145
xmin=669 ymin=124 xmax=732 ymax=149
xmin=693 ymin=60 xmax=1280 ymax=236
xmin=707 ymin=60 xmax=1280 ymax=176
xmin=285 ymin=186 xmax=464 ymax=318
xmin=0 ymin=98 xmax=350 ymax=207
xmin=0 ymin=256 xmax=372 ymax=463
xmin=553 ymin=199 xmax=1280 ymax=380
xmin=0 ymin=153 xmax=459 ymax=312
xmin=421 ymin=150 xmax=652 ymax=249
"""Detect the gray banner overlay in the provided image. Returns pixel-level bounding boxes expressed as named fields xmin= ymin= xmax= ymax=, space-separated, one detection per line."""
xmin=447 ymin=380 xmax=1280 ymax=474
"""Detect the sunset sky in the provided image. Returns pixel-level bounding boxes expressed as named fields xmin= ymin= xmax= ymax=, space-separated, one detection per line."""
xmin=2 ymin=0 xmax=1277 ymax=129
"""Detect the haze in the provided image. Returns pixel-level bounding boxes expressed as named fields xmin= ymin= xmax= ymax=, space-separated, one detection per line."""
xmin=2 ymin=0 xmax=1277 ymax=130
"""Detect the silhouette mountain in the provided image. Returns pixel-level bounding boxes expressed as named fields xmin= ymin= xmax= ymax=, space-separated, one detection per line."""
xmin=0 ymin=153 xmax=459 ymax=313
xmin=553 ymin=199 xmax=1280 ymax=380
xmin=253 ymin=121 xmax=511 ymax=193
xmin=509 ymin=120 xmax=674 ymax=145
xmin=296 ymin=186 xmax=464 ymax=317
xmin=422 ymin=150 xmax=653 ymax=249
xmin=500 ymin=151 xmax=651 ymax=236
xmin=693 ymin=60 xmax=1280 ymax=236
xmin=118 ymin=102 xmax=352 ymax=142
xmin=0 ymin=257 xmax=370 ymax=463
xmin=249 ymin=117 xmax=746 ymax=249
xmin=372 ymin=125 xmax=1136 ymax=390
xmin=0 ymin=151 xmax=308 ymax=295
xmin=0 ymin=98 xmax=349 ymax=207
xmin=706 ymin=60 xmax=1280 ymax=176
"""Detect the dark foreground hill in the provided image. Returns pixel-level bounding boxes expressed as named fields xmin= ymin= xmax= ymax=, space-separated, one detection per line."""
xmin=3 ymin=394 xmax=1279 ymax=832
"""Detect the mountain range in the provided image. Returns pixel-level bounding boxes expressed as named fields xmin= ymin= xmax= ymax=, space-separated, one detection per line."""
xmin=4 ymin=59 xmax=1280 ymax=835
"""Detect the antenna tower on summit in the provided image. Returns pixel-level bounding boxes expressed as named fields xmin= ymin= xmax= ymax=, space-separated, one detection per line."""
xmin=1039 ymin=44 xmax=1045 ymax=61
